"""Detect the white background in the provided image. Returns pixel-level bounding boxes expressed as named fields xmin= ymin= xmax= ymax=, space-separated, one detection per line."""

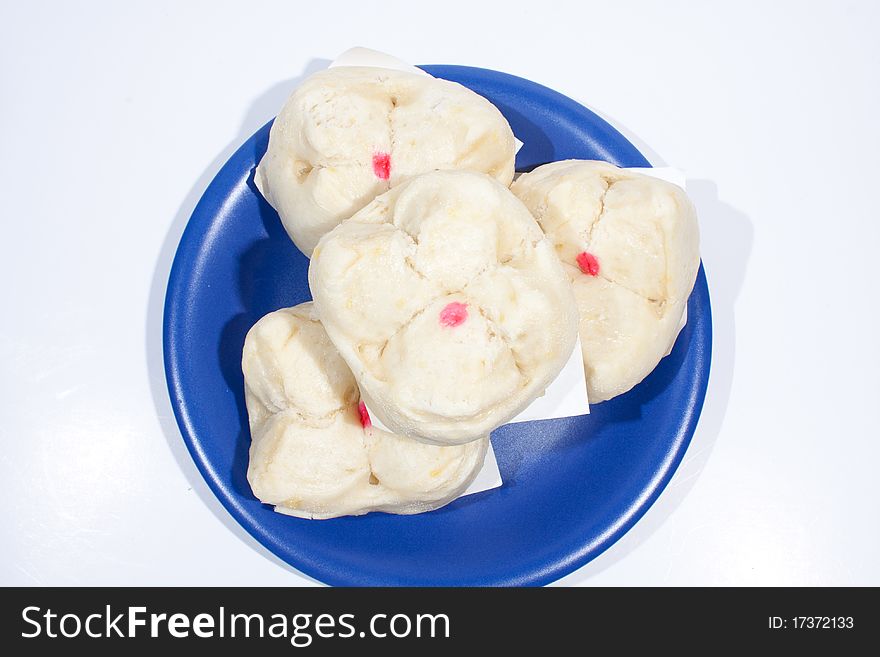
xmin=2 ymin=0 xmax=878 ymax=586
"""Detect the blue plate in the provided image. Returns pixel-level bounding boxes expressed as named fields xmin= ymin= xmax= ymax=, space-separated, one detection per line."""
xmin=164 ymin=65 xmax=712 ymax=586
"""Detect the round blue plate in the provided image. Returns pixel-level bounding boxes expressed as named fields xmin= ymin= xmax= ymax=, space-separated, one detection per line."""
xmin=164 ymin=65 xmax=712 ymax=586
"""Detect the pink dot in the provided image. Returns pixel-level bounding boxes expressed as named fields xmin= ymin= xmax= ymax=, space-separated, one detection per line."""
xmin=372 ymin=152 xmax=391 ymax=180
xmin=576 ymin=251 xmax=600 ymax=276
xmin=357 ymin=401 xmax=371 ymax=430
xmin=439 ymin=302 xmax=468 ymax=328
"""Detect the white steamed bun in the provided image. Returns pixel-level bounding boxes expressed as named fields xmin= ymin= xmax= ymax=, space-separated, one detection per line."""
xmin=512 ymin=160 xmax=700 ymax=402
xmin=255 ymin=66 xmax=516 ymax=256
xmin=309 ymin=170 xmax=579 ymax=445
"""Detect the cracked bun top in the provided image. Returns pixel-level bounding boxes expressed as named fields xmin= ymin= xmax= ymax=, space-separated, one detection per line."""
xmin=254 ymin=66 xmax=516 ymax=257
xmin=309 ymin=170 xmax=579 ymax=445
xmin=242 ymin=302 xmax=488 ymax=519
xmin=512 ymin=160 xmax=700 ymax=402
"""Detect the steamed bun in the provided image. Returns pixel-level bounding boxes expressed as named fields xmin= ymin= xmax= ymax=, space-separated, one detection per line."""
xmin=243 ymin=302 xmax=488 ymax=519
xmin=512 ymin=160 xmax=700 ymax=402
xmin=309 ymin=170 xmax=579 ymax=445
xmin=255 ymin=66 xmax=516 ymax=256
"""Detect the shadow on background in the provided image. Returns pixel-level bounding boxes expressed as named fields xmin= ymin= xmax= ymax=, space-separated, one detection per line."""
xmin=144 ymin=58 xmax=329 ymax=582
xmin=556 ymin=176 xmax=753 ymax=585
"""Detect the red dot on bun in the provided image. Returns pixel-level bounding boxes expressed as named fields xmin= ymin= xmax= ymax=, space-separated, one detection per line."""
xmin=372 ymin=152 xmax=391 ymax=180
xmin=357 ymin=401 xmax=372 ymax=429
xmin=576 ymin=251 xmax=600 ymax=276
xmin=439 ymin=302 xmax=468 ymax=328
